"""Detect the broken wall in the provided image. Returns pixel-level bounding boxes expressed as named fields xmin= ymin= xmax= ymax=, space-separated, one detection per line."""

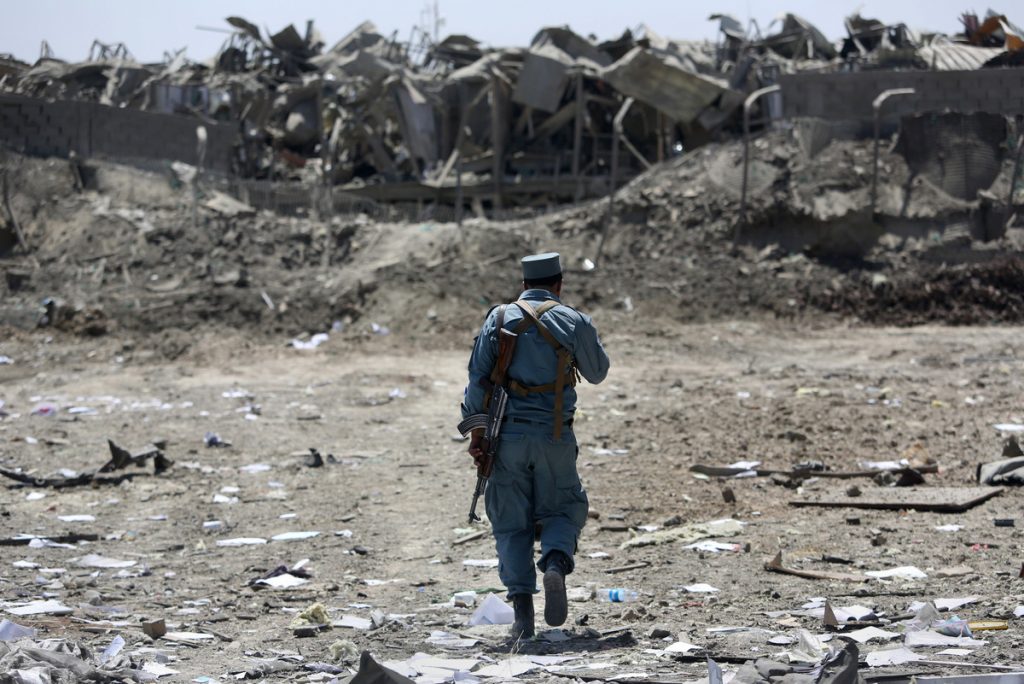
xmin=0 ymin=94 xmax=236 ymax=172
xmin=780 ymin=67 xmax=1024 ymax=119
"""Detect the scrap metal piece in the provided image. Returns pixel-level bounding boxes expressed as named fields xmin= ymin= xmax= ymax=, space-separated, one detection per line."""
xmin=791 ymin=486 xmax=1003 ymax=513
xmin=600 ymin=47 xmax=740 ymax=125
xmin=765 ymin=552 xmax=866 ymax=582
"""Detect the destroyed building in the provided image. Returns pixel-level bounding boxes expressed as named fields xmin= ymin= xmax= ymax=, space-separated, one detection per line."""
xmin=0 ymin=11 xmax=1022 ymax=221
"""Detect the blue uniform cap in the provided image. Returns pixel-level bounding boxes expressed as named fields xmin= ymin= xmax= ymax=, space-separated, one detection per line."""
xmin=521 ymin=252 xmax=561 ymax=280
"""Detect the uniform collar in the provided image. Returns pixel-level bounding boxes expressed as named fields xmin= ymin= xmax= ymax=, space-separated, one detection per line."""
xmin=521 ymin=288 xmax=561 ymax=303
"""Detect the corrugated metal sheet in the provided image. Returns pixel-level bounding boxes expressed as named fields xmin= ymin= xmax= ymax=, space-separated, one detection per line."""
xmin=916 ymin=43 xmax=1003 ymax=70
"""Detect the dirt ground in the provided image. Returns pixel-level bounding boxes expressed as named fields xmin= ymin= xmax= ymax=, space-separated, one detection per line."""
xmin=1 ymin=315 xmax=1023 ymax=680
xmin=2 ymin=133 xmax=1024 ymax=680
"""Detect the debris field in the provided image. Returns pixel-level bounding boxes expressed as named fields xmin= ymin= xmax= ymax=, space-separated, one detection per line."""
xmin=1 ymin=6 xmax=1024 ymax=684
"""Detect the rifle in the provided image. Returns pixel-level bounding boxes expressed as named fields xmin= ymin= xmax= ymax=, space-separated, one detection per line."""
xmin=457 ymin=327 xmax=518 ymax=523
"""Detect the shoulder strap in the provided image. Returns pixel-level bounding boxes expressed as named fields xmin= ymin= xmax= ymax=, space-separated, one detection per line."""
xmin=513 ymin=300 xmax=562 ymax=350
xmin=534 ymin=300 xmax=559 ymax=316
xmin=495 ymin=304 xmax=506 ymax=332
xmin=510 ymin=299 xmax=574 ymax=440
xmin=487 ymin=304 xmax=509 ymax=389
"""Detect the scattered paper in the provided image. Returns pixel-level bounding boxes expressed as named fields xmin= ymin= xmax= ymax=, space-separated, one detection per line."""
xmin=708 ymin=657 xmax=724 ymax=684
xmin=866 ymin=648 xmax=921 ymax=667
xmin=215 ymin=537 xmax=267 ymax=547
xmin=271 ymin=531 xmax=320 ymax=542
xmin=453 ymin=591 xmax=476 ymax=608
xmin=684 ymin=584 xmax=719 ymax=593
xmin=255 ymin=574 xmax=309 ymax=589
xmin=830 ymin=604 xmax=877 ymax=622
xmin=845 ymin=627 xmax=900 ymax=644
xmin=462 ymin=559 xmax=499 ymax=568
xmin=292 ymin=333 xmax=330 ymax=350
xmin=164 ymin=631 xmax=216 ymax=642
xmin=426 ymin=631 xmax=478 ymax=649
xmin=57 ymin=514 xmax=95 ymax=523
xmin=905 ymin=631 xmax=987 ymax=648
xmin=935 ymin=524 xmax=964 ymax=532
xmin=76 ymin=554 xmax=137 ymax=569
xmin=334 ymin=615 xmax=373 ymax=630
xmin=908 ymin=597 xmax=979 ymax=613
xmin=865 ymin=566 xmax=927 ymax=580
xmin=1014 ymin=605 xmax=1024 ymax=618
xmin=684 ymin=541 xmax=741 ymax=553
xmin=706 ymin=626 xmax=751 ymax=634
xmin=99 ymin=635 xmax=126 ymax=664
xmin=993 ymin=423 xmax=1024 ymax=432
xmin=665 ymin=641 xmax=703 ymax=653
xmin=860 ymin=460 xmax=906 ymax=471
xmin=475 ymin=657 xmax=539 ymax=678
xmin=0 ymin=619 xmax=37 ymax=641
xmin=29 ymin=538 xmax=75 ymax=549
xmin=4 ymin=600 xmax=73 ymax=616
xmin=240 ymin=463 xmax=271 ymax=473
xmin=936 ymin=648 xmax=975 ymax=657
xmin=142 ymin=662 xmax=180 ymax=677
xmin=468 ymin=594 xmax=514 ymax=626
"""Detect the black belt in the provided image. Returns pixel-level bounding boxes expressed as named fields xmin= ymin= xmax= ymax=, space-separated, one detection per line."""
xmin=503 ymin=416 xmax=573 ymax=428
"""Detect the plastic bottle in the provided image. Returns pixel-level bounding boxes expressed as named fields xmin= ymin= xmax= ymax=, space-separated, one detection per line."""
xmin=597 ymin=588 xmax=640 ymax=603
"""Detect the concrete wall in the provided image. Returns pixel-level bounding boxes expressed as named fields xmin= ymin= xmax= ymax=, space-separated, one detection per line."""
xmin=780 ymin=67 xmax=1024 ymax=120
xmin=0 ymin=94 xmax=236 ymax=173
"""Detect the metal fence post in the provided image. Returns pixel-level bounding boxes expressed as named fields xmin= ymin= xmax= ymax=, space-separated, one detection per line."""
xmin=595 ymin=97 xmax=634 ymax=269
xmin=1007 ymin=131 xmax=1024 ymax=230
xmin=735 ymin=84 xmax=780 ymax=246
xmin=870 ymin=88 xmax=915 ymax=217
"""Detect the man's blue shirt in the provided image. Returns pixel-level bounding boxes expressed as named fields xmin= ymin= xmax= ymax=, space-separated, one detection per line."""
xmin=462 ymin=289 xmax=610 ymax=425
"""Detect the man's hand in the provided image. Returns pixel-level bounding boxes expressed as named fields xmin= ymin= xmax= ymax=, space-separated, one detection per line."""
xmin=468 ymin=428 xmax=485 ymax=467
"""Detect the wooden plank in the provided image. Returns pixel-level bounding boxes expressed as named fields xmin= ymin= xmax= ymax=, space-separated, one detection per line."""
xmin=790 ymin=486 xmax=1003 ymax=513
xmin=765 ymin=551 xmax=865 ymax=582
xmin=605 ymin=561 xmax=650 ymax=574
xmin=691 ymin=464 xmax=940 ymax=479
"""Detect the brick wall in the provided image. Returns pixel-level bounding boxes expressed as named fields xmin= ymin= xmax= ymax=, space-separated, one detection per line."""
xmin=780 ymin=68 xmax=1024 ymax=120
xmin=0 ymin=94 xmax=236 ymax=173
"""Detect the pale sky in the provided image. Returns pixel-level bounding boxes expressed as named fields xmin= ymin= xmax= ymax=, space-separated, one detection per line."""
xmin=1 ymin=0 xmax=979 ymax=65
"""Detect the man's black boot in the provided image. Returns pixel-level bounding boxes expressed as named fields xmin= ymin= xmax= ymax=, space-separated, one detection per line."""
xmin=510 ymin=594 xmax=535 ymax=640
xmin=542 ymin=551 xmax=571 ymax=626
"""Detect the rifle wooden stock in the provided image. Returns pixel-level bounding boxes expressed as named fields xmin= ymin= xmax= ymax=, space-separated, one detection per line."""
xmin=468 ymin=327 xmax=518 ymax=523
xmin=489 ymin=328 xmax=518 ymax=387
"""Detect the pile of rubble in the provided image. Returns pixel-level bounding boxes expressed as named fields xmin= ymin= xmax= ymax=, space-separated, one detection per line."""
xmin=1 ymin=10 xmax=1020 ymax=209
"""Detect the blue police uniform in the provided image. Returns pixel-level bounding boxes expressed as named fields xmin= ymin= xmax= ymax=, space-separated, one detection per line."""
xmin=461 ymin=269 xmax=610 ymax=598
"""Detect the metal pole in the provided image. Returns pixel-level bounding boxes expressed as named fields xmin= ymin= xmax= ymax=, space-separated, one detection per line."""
xmin=572 ymin=73 xmax=584 ymax=203
xmin=455 ymin=152 xmax=463 ymax=227
xmin=1006 ymin=131 xmax=1024 ymax=230
xmin=870 ymin=88 xmax=915 ymax=217
xmin=490 ymin=73 xmax=504 ymax=212
xmin=596 ymin=98 xmax=634 ymax=269
xmin=736 ymin=84 xmax=780 ymax=246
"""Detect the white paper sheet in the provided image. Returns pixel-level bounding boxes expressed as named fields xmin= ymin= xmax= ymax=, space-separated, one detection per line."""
xmin=468 ymin=593 xmax=514 ymax=626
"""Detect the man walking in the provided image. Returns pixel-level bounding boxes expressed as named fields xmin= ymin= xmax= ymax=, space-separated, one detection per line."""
xmin=461 ymin=252 xmax=610 ymax=639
